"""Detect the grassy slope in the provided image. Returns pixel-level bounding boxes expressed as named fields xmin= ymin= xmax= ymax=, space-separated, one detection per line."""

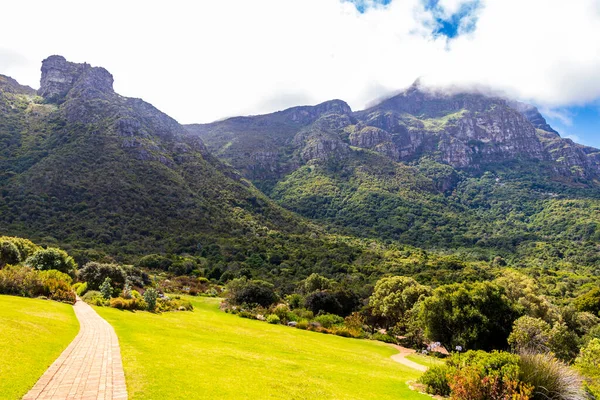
xmin=404 ymin=354 xmax=445 ymax=368
xmin=0 ymin=295 xmax=79 ymax=399
xmin=97 ymin=297 xmax=428 ymax=400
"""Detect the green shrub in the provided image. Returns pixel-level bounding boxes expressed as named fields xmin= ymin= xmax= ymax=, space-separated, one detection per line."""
xmin=314 ymin=313 xmax=345 ymax=328
xmin=0 ymin=240 xmax=20 ymax=267
xmin=266 ymin=314 xmax=280 ymax=324
xmin=372 ymin=332 xmax=397 ymax=344
xmin=109 ymin=296 xmax=147 ymax=310
xmin=226 ymin=277 xmax=278 ymax=307
xmin=82 ymin=290 xmax=107 ymax=306
xmin=296 ymin=320 xmax=309 ymax=330
xmin=155 ymin=296 xmax=193 ymax=312
xmin=78 ymin=262 xmax=126 ymax=291
xmin=286 ymin=293 xmax=303 ymax=309
xmin=418 ymin=365 xmax=453 ymax=396
xmin=0 ymin=266 xmax=74 ymax=303
xmin=25 ymin=248 xmax=76 ymax=276
xmin=575 ymin=338 xmax=600 ymax=398
xmin=519 ymin=351 xmax=586 ymax=400
xmin=100 ymin=277 xmax=113 ymax=300
xmin=143 ymin=288 xmax=158 ymax=311
xmin=0 ymin=236 xmax=40 ymax=261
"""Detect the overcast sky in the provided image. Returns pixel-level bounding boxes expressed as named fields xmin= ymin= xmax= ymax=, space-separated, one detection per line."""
xmin=1 ymin=0 xmax=599 ymax=145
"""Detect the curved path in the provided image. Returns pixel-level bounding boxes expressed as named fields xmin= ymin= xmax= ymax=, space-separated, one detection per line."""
xmin=23 ymin=298 xmax=127 ymax=400
xmin=390 ymin=345 xmax=428 ymax=372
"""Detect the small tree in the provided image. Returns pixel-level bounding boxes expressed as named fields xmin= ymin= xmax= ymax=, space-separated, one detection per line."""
xmin=79 ymin=262 xmax=126 ymax=291
xmin=144 ymin=288 xmax=158 ymax=311
xmin=100 ymin=277 xmax=113 ymax=300
xmin=226 ymin=277 xmax=277 ymax=307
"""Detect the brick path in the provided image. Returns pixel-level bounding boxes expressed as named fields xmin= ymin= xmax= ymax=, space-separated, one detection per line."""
xmin=23 ymin=298 xmax=128 ymax=400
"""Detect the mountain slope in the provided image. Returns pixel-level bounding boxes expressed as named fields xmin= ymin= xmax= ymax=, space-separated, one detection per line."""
xmin=0 ymin=56 xmax=306 ymax=255
xmin=187 ymin=83 xmax=600 ymax=251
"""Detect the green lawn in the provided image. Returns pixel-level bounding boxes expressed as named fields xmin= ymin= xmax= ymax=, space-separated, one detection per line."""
xmin=0 ymin=295 xmax=79 ymax=399
xmin=405 ymin=353 xmax=445 ymax=368
xmin=97 ymin=297 xmax=429 ymax=400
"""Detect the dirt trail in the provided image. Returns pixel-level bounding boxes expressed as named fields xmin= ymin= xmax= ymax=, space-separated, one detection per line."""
xmin=390 ymin=345 xmax=428 ymax=372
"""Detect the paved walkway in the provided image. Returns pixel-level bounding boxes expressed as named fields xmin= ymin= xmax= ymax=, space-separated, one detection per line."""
xmin=23 ymin=298 xmax=127 ymax=400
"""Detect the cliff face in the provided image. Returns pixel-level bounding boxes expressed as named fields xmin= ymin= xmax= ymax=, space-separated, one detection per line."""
xmin=189 ymin=83 xmax=600 ymax=182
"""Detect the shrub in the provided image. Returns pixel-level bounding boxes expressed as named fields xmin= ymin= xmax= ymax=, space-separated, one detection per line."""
xmin=548 ymin=322 xmax=581 ymax=363
xmin=519 ymin=351 xmax=586 ymax=400
xmin=100 ymin=277 xmax=113 ymax=300
xmin=575 ymin=338 xmax=600 ymax=398
xmin=0 ymin=236 xmax=40 ymax=261
xmin=26 ymin=248 xmax=77 ymax=276
xmin=286 ymin=293 xmax=303 ymax=309
xmin=418 ymin=365 xmax=453 ymax=396
xmin=296 ymin=320 xmax=309 ymax=330
xmin=72 ymin=282 xmax=88 ymax=296
xmin=109 ymin=297 xmax=146 ymax=310
xmin=508 ymin=316 xmax=551 ymax=352
xmin=144 ymin=288 xmax=158 ymax=311
xmin=136 ymin=254 xmax=172 ymax=271
xmin=0 ymin=266 xmax=74 ymax=303
xmin=266 ymin=314 xmax=280 ymax=324
xmin=40 ymin=272 xmax=75 ymax=304
xmin=314 ymin=313 xmax=345 ymax=328
xmin=79 ymin=262 xmax=126 ymax=291
xmin=0 ymin=240 xmax=20 ymax=267
xmin=226 ymin=277 xmax=278 ymax=307
xmin=156 ymin=296 xmax=193 ymax=312
xmin=272 ymin=304 xmax=291 ymax=322
xmin=372 ymin=332 xmax=397 ymax=344
xmin=82 ymin=290 xmax=107 ymax=306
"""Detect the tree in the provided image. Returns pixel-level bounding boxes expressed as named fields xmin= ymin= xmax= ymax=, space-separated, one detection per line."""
xmin=100 ymin=277 xmax=113 ymax=300
xmin=548 ymin=322 xmax=581 ymax=363
xmin=508 ymin=316 xmax=551 ymax=352
xmin=369 ymin=276 xmax=431 ymax=330
xmin=575 ymin=338 xmax=600 ymax=397
xmin=302 ymin=273 xmax=334 ymax=294
xmin=305 ymin=291 xmax=342 ymax=315
xmin=419 ymin=282 xmax=519 ymax=351
xmin=25 ymin=248 xmax=77 ymax=276
xmin=226 ymin=277 xmax=278 ymax=307
xmin=78 ymin=262 xmax=126 ymax=290
xmin=574 ymin=288 xmax=600 ymax=316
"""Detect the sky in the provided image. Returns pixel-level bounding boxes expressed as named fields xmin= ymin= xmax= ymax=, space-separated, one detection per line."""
xmin=0 ymin=0 xmax=599 ymax=146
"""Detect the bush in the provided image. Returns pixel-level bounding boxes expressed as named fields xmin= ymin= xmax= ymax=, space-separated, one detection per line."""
xmin=144 ymin=288 xmax=158 ymax=311
xmin=372 ymin=333 xmax=397 ymax=344
xmin=0 ymin=240 xmax=20 ymax=267
xmin=79 ymin=262 xmax=127 ymax=291
xmin=296 ymin=320 xmax=309 ymax=330
xmin=226 ymin=277 xmax=278 ymax=307
xmin=26 ymin=248 xmax=76 ymax=276
xmin=0 ymin=236 xmax=40 ymax=261
xmin=575 ymin=338 xmax=600 ymax=398
xmin=156 ymin=296 xmax=194 ymax=312
xmin=72 ymin=282 xmax=88 ymax=296
xmin=314 ymin=313 xmax=344 ymax=329
xmin=82 ymin=290 xmax=107 ymax=306
xmin=109 ymin=297 xmax=147 ymax=310
xmin=418 ymin=365 xmax=453 ymax=396
xmin=286 ymin=293 xmax=303 ymax=309
xmin=519 ymin=351 xmax=586 ymax=400
xmin=266 ymin=314 xmax=280 ymax=324
xmin=100 ymin=277 xmax=113 ymax=300
xmin=0 ymin=266 xmax=74 ymax=303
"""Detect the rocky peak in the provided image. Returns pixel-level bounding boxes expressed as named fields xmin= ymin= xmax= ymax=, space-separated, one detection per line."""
xmin=507 ymin=101 xmax=559 ymax=134
xmin=0 ymin=74 xmax=35 ymax=95
xmin=279 ymin=99 xmax=352 ymax=125
xmin=38 ymin=55 xmax=114 ymax=103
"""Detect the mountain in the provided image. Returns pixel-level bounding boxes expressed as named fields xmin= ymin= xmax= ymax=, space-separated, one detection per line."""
xmin=186 ymin=82 xmax=600 ymax=251
xmin=0 ymin=56 xmax=307 ymax=257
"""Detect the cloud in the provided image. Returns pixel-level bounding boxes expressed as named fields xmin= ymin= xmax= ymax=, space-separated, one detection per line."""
xmin=539 ymin=108 xmax=574 ymax=127
xmin=0 ymin=0 xmax=599 ymax=124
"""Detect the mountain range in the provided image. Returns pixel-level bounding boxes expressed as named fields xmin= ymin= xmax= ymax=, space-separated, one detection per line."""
xmin=1 ymin=56 xmax=599 ymax=275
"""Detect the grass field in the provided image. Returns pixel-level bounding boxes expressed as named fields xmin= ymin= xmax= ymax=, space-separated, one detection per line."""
xmin=0 ymin=295 xmax=79 ymax=399
xmin=404 ymin=353 xmax=445 ymax=368
xmin=97 ymin=297 xmax=430 ymax=400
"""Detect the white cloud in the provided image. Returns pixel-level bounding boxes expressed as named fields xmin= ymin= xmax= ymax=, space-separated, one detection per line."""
xmin=539 ymin=108 xmax=573 ymax=127
xmin=1 ymin=0 xmax=600 ymax=124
